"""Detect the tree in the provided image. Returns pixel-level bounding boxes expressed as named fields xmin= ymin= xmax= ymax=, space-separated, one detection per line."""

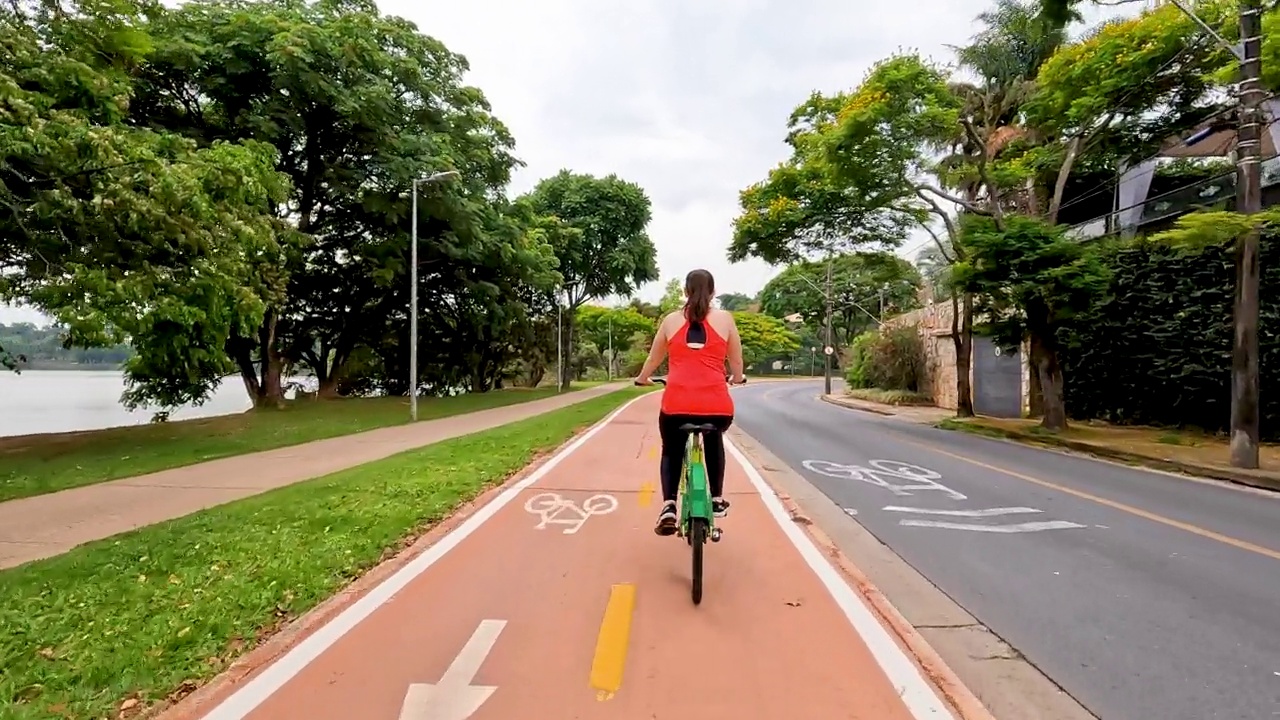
xmin=521 ymin=170 xmax=658 ymax=388
xmin=1019 ymin=4 xmax=1230 ymax=224
xmin=758 ymin=252 xmax=922 ymax=351
xmin=732 ymin=312 xmax=802 ymax=368
xmin=133 ymin=0 xmax=546 ymax=404
xmin=658 ymin=278 xmax=684 ymax=314
xmin=627 ymin=297 xmax=662 ymax=320
xmin=915 ymin=242 xmax=954 ymax=301
xmin=575 ymin=305 xmax=656 ymax=377
xmin=0 ymin=0 xmax=295 ymax=410
xmin=952 ymin=214 xmax=1109 ymax=430
xmin=717 ymin=293 xmax=754 ymax=311
xmin=729 ymin=86 xmax=930 ymax=264
xmin=779 ymin=52 xmax=977 ymax=416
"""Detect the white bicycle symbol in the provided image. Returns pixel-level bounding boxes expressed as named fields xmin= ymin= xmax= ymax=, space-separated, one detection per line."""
xmin=802 ymin=459 xmax=966 ymax=500
xmin=523 ymin=492 xmax=618 ymax=534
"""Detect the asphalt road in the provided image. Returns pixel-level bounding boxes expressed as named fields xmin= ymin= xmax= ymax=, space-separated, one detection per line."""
xmin=734 ymin=380 xmax=1280 ymax=720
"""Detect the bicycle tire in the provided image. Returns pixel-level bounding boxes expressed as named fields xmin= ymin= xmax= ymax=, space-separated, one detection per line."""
xmin=689 ymin=517 xmax=707 ymax=605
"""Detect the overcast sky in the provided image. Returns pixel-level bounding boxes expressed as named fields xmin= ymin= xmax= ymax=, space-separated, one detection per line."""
xmin=0 ymin=0 xmax=1137 ymax=324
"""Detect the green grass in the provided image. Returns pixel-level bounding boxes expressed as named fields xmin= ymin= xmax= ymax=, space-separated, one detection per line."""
xmin=846 ymin=387 xmax=935 ymax=406
xmin=936 ymin=418 xmax=1008 ymax=439
xmin=0 ymin=385 xmax=601 ymax=503
xmin=0 ymin=387 xmax=648 ymax=720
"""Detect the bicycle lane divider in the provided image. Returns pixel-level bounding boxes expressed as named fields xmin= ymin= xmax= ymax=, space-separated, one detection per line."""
xmin=175 ymin=393 xmax=968 ymax=720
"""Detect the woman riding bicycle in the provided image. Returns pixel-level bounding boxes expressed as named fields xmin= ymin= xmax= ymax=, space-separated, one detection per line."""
xmin=635 ymin=269 xmax=747 ymax=535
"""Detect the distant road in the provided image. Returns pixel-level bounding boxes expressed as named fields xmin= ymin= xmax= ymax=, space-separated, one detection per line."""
xmin=734 ymin=380 xmax=1280 ymax=720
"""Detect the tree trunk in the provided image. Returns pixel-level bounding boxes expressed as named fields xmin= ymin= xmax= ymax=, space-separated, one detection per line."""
xmin=257 ymin=312 xmax=286 ymax=408
xmin=1030 ymin=331 xmax=1067 ymax=431
xmin=1027 ymin=345 xmax=1044 ymax=418
xmin=954 ymin=293 xmax=975 ymax=417
xmin=316 ymin=376 xmax=341 ymax=399
xmin=558 ymin=313 xmax=575 ymax=390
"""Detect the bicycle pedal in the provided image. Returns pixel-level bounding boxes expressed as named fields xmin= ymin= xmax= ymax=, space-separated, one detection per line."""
xmin=710 ymin=528 xmax=723 ymax=542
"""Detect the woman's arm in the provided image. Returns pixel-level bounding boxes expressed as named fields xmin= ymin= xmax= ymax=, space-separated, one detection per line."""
xmin=635 ymin=318 xmax=670 ymax=383
xmin=726 ymin=313 xmax=745 ymax=382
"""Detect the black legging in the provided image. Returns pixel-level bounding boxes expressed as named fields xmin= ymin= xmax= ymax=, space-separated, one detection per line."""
xmin=658 ymin=412 xmax=733 ymax=503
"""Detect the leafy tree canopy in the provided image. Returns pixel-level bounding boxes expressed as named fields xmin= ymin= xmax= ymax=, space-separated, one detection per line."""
xmin=0 ymin=0 xmax=296 ymax=408
xmin=716 ymin=293 xmax=755 ymax=311
xmin=575 ymin=305 xmax=656 ymax=355
xmin=758 ymin=252 xmax=922 ymax=351
xmin=733 ymin=311 xmax=802 ymax=367
xmin=521 ymin=170 xmax=658 ymax=309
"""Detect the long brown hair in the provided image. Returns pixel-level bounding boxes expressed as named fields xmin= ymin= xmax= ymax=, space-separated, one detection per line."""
xmin=683 ymin=269 xmax=715 ymax=322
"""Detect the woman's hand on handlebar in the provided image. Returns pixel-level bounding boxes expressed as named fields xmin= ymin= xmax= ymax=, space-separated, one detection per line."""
xmin=634 ymin=376 xmax=666 ymax=386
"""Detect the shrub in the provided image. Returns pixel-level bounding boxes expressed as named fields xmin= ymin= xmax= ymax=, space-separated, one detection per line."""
xmin=844 ymin=325 xmax=924 ymax=391
xmin=845 ymin=331 xmax=877 ymax=389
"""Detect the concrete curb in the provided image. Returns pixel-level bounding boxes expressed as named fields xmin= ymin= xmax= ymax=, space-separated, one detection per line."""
xmin=818 ymin=393 xmax=896 ymax=416
xmin=729 ymin=428 xmax=997 ymax=720
xmin=940 ymin=421 xmax=1280 ymax=495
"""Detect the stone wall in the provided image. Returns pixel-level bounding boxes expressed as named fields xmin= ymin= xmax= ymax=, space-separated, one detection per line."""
xmin=884 ymin=300 xmax=961 ymax=410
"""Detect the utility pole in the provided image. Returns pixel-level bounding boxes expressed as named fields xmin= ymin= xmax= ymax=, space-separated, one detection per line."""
xmin=408 ymin=170 xmax=459 ymax=421
xmin=607 ymin=314 xmax=613 ymax=381
xmin=824 ymin=258 xmax=834 ymax=395
xmin=1232 ymin=0 xmax=1263 ymax=468
xmin=556 ymin=299 xmax=563 ymax=393
xmin=1168 ymin=0 xmax=1265 ymax=469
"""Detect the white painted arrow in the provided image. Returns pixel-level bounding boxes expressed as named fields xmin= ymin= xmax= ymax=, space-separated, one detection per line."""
xmin=399 ymin=619 xmax=506 ymax=720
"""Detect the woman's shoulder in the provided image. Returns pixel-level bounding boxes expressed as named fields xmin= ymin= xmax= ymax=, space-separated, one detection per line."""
xmin=708 ymin=308 xmax=737 ymax=324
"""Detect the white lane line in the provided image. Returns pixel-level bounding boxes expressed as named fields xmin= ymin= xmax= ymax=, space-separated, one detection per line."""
xmin=725 ymin=439 xmax=956 ymax=719
xmin=199 ymin=393 xmax=653 ymax=720
xmin=898 ymin=519 xmax=1086 ymax=533
xmin=883 ymin=506 xmax=1042 ymax=517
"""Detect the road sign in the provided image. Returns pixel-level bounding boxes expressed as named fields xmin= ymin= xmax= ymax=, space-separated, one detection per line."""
xmin=823 ymin=346 xmax=834 ymax=356
xmin=399 ymin=619 xmax=505 ymax=720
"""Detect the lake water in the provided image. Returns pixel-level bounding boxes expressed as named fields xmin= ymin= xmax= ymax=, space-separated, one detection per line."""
xmin=0 ymin=370 xmax=258 ymax=438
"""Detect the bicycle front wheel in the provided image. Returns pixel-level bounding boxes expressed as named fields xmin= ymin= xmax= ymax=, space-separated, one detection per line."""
xmin=689 ymin=517 xmax=707 ymax=605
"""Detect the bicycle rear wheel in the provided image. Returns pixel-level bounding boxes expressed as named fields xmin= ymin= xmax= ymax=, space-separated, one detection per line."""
xmin=689 ymin=517 xmax=707 ymax=605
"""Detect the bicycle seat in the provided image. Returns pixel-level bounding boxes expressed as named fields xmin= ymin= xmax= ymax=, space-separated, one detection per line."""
xmin=680 ymin=423 xmax=721 ymax=433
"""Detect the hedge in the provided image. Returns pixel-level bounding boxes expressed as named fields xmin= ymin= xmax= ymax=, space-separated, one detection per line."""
xmin=1058 ymin=233 xmax=1280 ymax=438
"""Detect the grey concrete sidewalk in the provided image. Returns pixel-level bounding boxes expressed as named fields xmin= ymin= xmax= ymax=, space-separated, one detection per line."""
xmin=0 ymin=383 xmax=628 ymax=569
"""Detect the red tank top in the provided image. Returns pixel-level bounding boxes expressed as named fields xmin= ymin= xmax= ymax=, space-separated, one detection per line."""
xmin=660 ymin=313 xmax=734 ymax=417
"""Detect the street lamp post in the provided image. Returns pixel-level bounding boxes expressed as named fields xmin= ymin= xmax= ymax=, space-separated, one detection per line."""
xmin=410 ymin=170 xmax=460 ymax=421
xmin=556 ymin=300 xmax=563 ymax=392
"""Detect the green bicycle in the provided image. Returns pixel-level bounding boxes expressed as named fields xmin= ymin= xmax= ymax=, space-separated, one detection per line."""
xmin=638 ymin=376 xmax=744 ymax=605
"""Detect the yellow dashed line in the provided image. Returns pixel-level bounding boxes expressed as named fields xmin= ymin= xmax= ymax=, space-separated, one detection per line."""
xmin=589 ymin=583 xmax=637 ymax=700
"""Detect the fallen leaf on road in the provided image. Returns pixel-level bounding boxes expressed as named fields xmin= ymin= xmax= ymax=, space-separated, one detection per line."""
xmin=785 ymin=600 xmax=803 ymax=607
xmin=117 ymin=697 xmax=141 ymax=719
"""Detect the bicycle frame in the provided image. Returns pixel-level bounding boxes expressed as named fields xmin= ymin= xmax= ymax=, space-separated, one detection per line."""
xmin=678 ymin=430 xmax=715 ymax=540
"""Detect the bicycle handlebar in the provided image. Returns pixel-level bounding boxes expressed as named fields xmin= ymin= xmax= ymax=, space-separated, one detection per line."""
xmin=634 ymin=376 xmax=747 ymax=387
